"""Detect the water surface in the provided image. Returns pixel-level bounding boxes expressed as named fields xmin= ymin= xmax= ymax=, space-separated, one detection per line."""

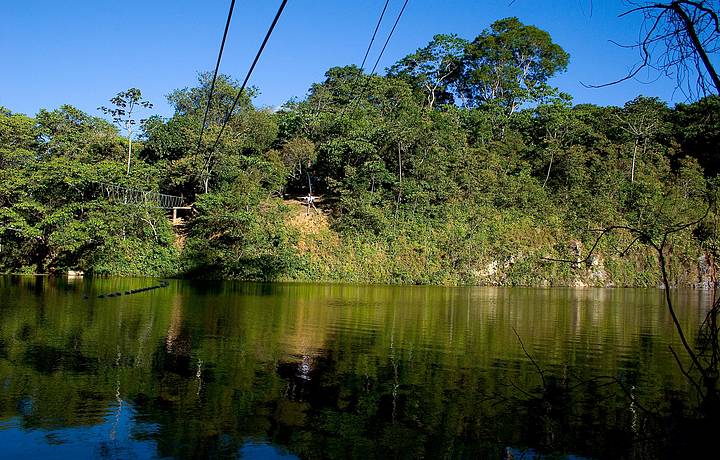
xmin=0 ymin=277 xmax=710 ymax=458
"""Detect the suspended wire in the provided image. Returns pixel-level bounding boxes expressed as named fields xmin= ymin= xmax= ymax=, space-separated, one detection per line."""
xmin=346 ymin=0 xmax=411 ymax=117
xmin=339 ymin=0 xmax=392 ymax=119
xmin=196 ymin=0 xmax=237 ymax=152
xmin=208 ymin=0 xmax=289 ymax=154
xmin=359 ymin=0 xmax=392 ymax=71
xmin=368 ymin=0 xmax=410 ymax=76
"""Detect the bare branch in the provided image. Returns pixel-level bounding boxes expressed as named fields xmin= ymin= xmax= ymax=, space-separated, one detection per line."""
xmin=512 ymin=327 xmax=546 ymax=388
xmin=585 ymin=8 xmax=669 ymax=88
xmin=669 ymin=345 xmax=704 ymax=395
xmin=591 ymin=1 xmax=720 ymax=97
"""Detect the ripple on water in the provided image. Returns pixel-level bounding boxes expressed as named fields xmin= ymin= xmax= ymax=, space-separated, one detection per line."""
xmin=0 ymin=280 xmax=708 ymax=459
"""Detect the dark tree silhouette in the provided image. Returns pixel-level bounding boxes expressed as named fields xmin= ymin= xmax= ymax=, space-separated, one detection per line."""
xmin=592 ymin=1 xmax=720 ymax=98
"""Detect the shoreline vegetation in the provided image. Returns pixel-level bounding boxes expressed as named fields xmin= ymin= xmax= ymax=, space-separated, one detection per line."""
xmin=1 ymin=193 xmax=717 ymax=289
xmin=1 ymin=18 xmax=718 ymax=288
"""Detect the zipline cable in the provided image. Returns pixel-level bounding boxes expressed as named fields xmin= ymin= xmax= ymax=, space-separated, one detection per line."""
xmin=196 ymin=0 xmax=238 ymax=152
xmin=368 ymin=0 xmax=410 ymax=76
xmin=339 ymin=0 xmax=392 ymax=118
xmin=209 ymin=0 xmax=289 ymax=154
xmin=347 ymin=0 xmax=411 ymax=116
xmin=359 ymin=0 xmax=392 ymax=72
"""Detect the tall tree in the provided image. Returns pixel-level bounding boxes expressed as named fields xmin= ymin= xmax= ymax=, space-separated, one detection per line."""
xmin=36 ymin=105 xmax=123 ymax=161
xmin=616 ymin=96 xmax=669 ymax=182
xmin=281 ymin=137 xmax=316 ymax=191
xmin=167 ymin=72 xmax=255 ymax=124
xmin=389 ymin=34 xmax=468 ymax=108
xmin=98 ymin=88 xmax=153 ymax=174
xmin=531 ymin=94 xmax=575 ymax=187
xmin=460 ymin=17 xmax=569 ymax=114
xmin=169 ymin=73 xmax=256 ymax=194
xmin=143 ymin=74 xmax=276 ymax=196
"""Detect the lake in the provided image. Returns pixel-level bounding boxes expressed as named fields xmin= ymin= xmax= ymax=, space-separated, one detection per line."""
xmin=0 ymin=276 xmax=711 ymax=459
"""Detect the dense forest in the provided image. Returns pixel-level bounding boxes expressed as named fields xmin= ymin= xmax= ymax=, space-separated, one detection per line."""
xmin=1 ymin=18 xmax=718 ymax=286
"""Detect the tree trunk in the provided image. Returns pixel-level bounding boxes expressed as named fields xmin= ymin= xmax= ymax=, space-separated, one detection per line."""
xmin=543 ymin=150 xmax=554 ymax=188
xmin=426 ymin=83 xmax=436 ymax=108
xmin=202 ymin=154 xmax=214 ymax=194
xmin=631 ymin=138 xmax=638 ymax=183
xmin=672 ymin=1 xmax=720 ymax=95
xmin=126 ymin=127 xmax=133 ymax=175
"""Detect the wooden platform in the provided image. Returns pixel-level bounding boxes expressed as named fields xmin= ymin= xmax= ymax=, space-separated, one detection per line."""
xmin=171 ymin=207 xmax=193 ymax=225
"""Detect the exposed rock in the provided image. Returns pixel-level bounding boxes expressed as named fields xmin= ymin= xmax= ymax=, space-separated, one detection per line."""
xmin=586 ymin=254 xmax=609 ymax=286
xmin=569 ymin=240 xmax=583 ymax=268
xmin=569 ymin=278 xmax=588 ymax=288
xmin=696 ymin=252 xmax=717 ymax=290
xmin=484 ymin=260 xmax=499 ymax=278
xmin=473 ymin=258 xmax=513 ymax=285
xmin=587 ymin=254 xmax=601 ymax=267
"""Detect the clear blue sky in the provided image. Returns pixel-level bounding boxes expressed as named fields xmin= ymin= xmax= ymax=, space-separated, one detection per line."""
xmin=0 ymin=0 xmax=694 ymax=119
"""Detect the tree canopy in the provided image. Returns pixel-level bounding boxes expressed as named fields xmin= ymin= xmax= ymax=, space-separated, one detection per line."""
xmin=0 ymin=19 xmax=716 ymax=287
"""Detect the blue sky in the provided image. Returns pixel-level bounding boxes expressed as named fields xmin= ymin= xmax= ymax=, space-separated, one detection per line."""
xmin=0 ymin=0 xmax=697 ymax=118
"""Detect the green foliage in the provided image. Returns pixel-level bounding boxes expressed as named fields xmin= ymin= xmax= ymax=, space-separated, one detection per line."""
xmin=167 ymin=72 xmax=255 ymax=123
xmin=0 ymin=107 xmax=37 ymax=153
xmin=388 ymin=34 xmax=468 ymax=108
xmin=97 ymin=87 xmax=153 ymax=132
xmin=461 ymin=17 xmax=570 ymax=112
xmin=281 ymin=137 xmax=316 ymax=189
xmin=0 ymin=22 xmax=717 ymax=286
xmin=36 ymin=105 xmax=124 ymax=160
xmin=181 ymin=191 xmax=297 ymax=280
xmin=0 ymin=107 xmax=177 ymax=276
xmin=143 ymin=73 xmax=278 ymax=197
xmin=672 ymin=95 xmax=720 ymax=176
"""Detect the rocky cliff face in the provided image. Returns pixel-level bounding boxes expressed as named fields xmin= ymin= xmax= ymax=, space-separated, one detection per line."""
xmin=697 ymin=253 xmax=718 ymax=289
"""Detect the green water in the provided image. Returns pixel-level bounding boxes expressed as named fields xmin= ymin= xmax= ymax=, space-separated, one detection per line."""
xmin=0 ymin=276 xmax=711 ymax=459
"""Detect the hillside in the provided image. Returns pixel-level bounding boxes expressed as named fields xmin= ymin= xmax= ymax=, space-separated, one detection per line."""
xmin=1 ymin=17 xmax=718 ymax=287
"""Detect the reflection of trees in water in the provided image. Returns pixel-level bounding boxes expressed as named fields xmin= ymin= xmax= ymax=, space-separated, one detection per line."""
xmin=507 ymin=316 xmax=718 ymax=459
xmin=165 ymin=294 xmax=187 ymax=356
xmin=0 ymin=280 xmax=713 ymax=458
